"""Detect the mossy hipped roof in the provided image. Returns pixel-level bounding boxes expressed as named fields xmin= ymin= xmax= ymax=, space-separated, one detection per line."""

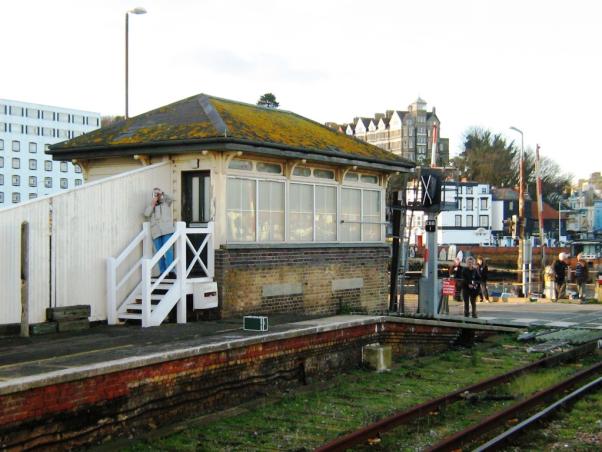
xmin=49 ymin=94 xmax=414 ymax=171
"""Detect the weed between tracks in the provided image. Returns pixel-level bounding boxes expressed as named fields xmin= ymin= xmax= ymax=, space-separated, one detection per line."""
xmin=123 ymin=336 xmax=594 ymax=452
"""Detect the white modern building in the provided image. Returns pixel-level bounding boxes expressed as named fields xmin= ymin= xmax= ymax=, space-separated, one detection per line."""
xmin=0 ymin=99 xmax=100 ymax=206
xmin=407 ymin=182 xmax=504 ymax=245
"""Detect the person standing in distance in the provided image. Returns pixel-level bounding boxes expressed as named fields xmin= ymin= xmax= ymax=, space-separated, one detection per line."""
xmin=476 ymin=256 xmax=490 ymax=303
xmin=574 ymin=253 xmax=588 ymax=301
xmin=462 ymin=256 xmax=480 ymax=318
xmin=553 ymin=252 xmax=569 ymax=301
xmin=144 ymin=188 xmax=175 ymax=276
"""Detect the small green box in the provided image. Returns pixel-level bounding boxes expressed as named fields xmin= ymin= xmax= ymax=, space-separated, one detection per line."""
xmin=243 ymin=316 xmax=269 ymax=332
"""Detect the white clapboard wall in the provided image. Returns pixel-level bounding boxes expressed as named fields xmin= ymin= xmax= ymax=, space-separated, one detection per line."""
xmin=0 ymin=161 xmax=171 ymax=324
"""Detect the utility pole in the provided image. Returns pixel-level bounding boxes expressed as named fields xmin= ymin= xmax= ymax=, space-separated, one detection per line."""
xmin=535 ymin=145 xmax=546 ymax=292
xmin=510 ymin=126 xmax=527 ymax=296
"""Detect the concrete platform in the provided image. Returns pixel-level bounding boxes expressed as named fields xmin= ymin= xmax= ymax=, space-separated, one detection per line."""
xmin=0 ymin=314 xmax=516 ymax=396
xmin=438 ymin=302 xmax=602 ymax=330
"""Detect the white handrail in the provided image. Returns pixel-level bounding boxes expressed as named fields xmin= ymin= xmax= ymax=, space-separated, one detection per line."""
xmin=149 ymin=230 xmax=181 ymax=268
xmin=115 ymin=226 xmax=146 ymax=267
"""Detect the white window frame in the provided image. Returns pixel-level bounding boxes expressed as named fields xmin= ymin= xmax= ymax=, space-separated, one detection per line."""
xmin=225 ymin=167 xmax=384 ymax=245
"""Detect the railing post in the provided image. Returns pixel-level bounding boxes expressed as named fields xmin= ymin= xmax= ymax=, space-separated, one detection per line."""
xmin=176 ymin=222 xmax=187 ymax=324
xmin=207 ymin=222 xmax=215 ymax=278
xmin=141 ymin=259 xmax=152 ymax=327
xmin=142 ymin=222 xmax=153 ymax=259
xmin=106 ymin=257 xmax=117 ymax=325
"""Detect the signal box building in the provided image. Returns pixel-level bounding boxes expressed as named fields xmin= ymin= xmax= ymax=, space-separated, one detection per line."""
xmin=26 ymin=93 xmax=416 ymax=325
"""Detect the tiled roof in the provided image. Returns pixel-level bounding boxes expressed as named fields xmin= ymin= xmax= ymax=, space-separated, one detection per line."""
xmin=49 ymin=94 xmax=413 ymax=169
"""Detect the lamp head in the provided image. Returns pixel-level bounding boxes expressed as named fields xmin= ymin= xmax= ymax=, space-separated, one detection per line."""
xmin=129 ymin=7 xmax=147 ymax=14
xmin=509 ymin=126 xmax=522 ymax=134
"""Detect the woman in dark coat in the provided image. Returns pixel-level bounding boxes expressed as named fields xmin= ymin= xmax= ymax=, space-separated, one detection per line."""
xmin=462 ymin=257 xmax=480 ymax=318
xmin=477 ymin=256 xmax=490 ymax=302
xmin=449 ymin=257 xmax=463 ymax=301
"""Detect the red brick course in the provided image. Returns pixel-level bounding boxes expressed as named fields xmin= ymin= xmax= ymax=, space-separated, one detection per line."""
xmin=0 ymin=321 xmax=474 ymax=450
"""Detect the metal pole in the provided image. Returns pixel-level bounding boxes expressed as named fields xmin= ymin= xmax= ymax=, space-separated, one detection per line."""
xmin=517 ymin=131 xmax=527 ymax=296
xmin=20 ymin=221 xmax=29 ymax=337
xmin=125 ymin=12 xmax=129 ymax=119
xmin=535 ymin=145 xmax=546 ymax=292
xmin=389 ymin=198 xmax=402 ymax=312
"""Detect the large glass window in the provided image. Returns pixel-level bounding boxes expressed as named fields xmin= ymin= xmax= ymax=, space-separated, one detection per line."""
xmin=226 ymin=178 xmax=256 ymax=242
xmin=363 ymin=190 xmax=381 ymax=241
xmin=315 ymin=185 xmax=337 ymax=241
xmin=258 ymin=180 xmax=285 ymax=241
xmin=341 ymin=188 xmax=361 ymax=241
xmin=289 ymin=183 xmax=313 ymax=241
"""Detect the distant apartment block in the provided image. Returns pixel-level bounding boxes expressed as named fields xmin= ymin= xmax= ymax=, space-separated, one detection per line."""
xmin=328 ymin=98 xmax=449 ymax=166
xmin=0 ymin=99 xmax=100 ymax=206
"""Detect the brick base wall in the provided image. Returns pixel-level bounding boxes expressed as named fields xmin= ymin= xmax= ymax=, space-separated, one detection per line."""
xmin=215 ymin=246 xmax=390 ymax=318
xmin=0 ymin=320 xmax=481 ymax=451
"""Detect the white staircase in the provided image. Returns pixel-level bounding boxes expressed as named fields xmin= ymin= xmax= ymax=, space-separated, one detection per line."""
xmin=107 ymin=221 xmax=217 ymax=327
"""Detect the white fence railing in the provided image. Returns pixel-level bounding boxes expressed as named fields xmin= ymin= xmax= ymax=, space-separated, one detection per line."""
xmin=0 ymin=162 xmax=171 ymax=325
xmin=107 ymin=221 xmax=215 ymax=327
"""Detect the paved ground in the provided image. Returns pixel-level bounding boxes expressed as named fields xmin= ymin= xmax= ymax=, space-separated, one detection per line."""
xmin=471 ymin=302 xmax=602 ymax=329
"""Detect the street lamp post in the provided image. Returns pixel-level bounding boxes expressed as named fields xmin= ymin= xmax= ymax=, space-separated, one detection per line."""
xmin=125 ymin=7 xmax=147 ymax=119
xmin=509 ymin=126 xmax=527 ymax=296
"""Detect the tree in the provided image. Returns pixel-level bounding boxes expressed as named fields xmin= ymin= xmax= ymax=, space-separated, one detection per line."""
xmin=452 ymin=127 xmax=572 ymax=205
xmin=452 ymin=127 xmax=517 ymax=188
xmin=101 ymin=115 xmax=125 ymax=127
xmin=257 ymin=93 xmax=279 ymax=108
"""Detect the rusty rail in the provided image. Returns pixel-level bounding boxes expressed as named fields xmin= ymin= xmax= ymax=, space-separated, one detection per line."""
xmin=427 ymin=360 xmax=602 ymax=451
xmin=474 ymin=375 xmax=602 ymax=451
xmin=315 ymin=342 xmax=596 ymax=452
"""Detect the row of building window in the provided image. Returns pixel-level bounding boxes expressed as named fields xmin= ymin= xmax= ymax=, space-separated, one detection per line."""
xmin=226 ymin=177 xmax=382 ymax=243
xmin=0 ymin=123 xmax=86 ymax=139
xmin=0 ymin=157 xmax=80 ymax=172
xmin=459 ymin=186 xmax=488 ymax=195
xmin=457 ymin=198 xmax=489 ymax=210
xmin=0 ymin=174 xmax=82 ymax=188
xmin=0 ymin=192 xmax=47 ymax=203
xmin=0 ymin=139 xmax=53 ymax=153
xmin=454 ymin=214 xmax=489 ymax=228
xmin=0 ymin=105 xmax=98 ymax=126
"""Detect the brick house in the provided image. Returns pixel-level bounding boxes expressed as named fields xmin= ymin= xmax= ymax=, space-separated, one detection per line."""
xmin=49 ymin=94 xmax=414 ymax=321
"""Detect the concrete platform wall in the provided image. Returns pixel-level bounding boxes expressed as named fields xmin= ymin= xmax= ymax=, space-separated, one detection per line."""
xmin=0 ymin=319 xmax=498 ymax=450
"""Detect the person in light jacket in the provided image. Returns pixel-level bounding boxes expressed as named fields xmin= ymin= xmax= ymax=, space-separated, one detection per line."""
xmin=144 ymin=188 xmax=175 ymax=275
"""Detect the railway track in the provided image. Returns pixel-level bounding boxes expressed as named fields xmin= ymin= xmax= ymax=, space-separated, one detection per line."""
xmin=315 ymin=342 xmax=600 ymax=452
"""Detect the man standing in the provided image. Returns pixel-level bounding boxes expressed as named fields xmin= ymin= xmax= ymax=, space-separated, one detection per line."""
xmin=144 ymin=188 xmax=175 ymax=276
xmin=575 ymin=253 xmax=588 ymax=301
xmin=462 ymin=257 xmax=480 ymax=318
xmin=476 ymin=256 xmax=490 ymax=303
xmin=553 ymin=252 xmax=569 ymax=301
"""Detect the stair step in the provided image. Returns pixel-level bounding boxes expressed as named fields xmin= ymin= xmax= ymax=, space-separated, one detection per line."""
xmin=123 ymin=303 xmax=152 ymax=311
xmin=118 ymin=313 xmax=143 ymax=320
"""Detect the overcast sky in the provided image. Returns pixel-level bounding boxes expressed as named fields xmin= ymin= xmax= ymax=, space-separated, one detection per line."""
xmin=1 ymin=0 xmax=600 ymax=180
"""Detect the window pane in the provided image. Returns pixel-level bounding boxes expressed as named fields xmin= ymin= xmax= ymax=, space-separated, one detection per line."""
xmin=44 ymin=177 xmax=52 ymax=188
xmin=344 ymin=172 xmax=359 ymax=182
xmin=0 ymin=174 xmax=3 ymax=185
xmin=0 ymin=157 xmax=3 ymax=168
xmin=293 ymin=166 xmax=311 ymax=177
xmin=12 ymin=192 xmax=20 ymax=203
xmin=479 ymin=215 xmax=489 ymax=227
xmin=12 ymin=175 xmax=20 ymax=186
xmin=26 ymin=108 xmax=38 ymax=119
xmin=29 ymin=176 xmax=37 ymax=187
xmin=258 ymin=181 xmax=285 ymax=241
xmin=289 ymin=183 xmax=313 ymax=241
xmin=361 ymin=174 xmax=378 ymax=184
xmin=44 ymin=160 xmax=52 ymax=171
xmin=60 ymin=162 xmax=68 ymax=172
xmin=256 ymin=162 xmax=282 ymax=174
xmin=316 ymin=185 xmax=337 ymax=241
xmin=12 ymin=158 xmax=20 ymax=169
xmin=341 ymin=188 xmax=361 ymax=241
xmin=12 ymin=141 xmax=20 ymax=152
xmin=29 ymin=142 xmax=37 ymax=153
xmin=226 ymin=178 xmax=256 ymax=242
xmin=42 ymin=110 xmax=54 ymax=120
xmin=0 ymin=139 xmax=3 ymax=150
xmin=313 ymin=169 xmax=335 ymax=180
xmin=28 ymin=159 xmax=37 ymax=170
xmin=228 ymin=158 xmax=253 ymax=171
xmin=455 ymin=215 xmax=462 ymax=227
xmin=467 ymin=215 xmax=473 ymax=227
xmin=363 ymin=190 xmax=381 ymax=241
